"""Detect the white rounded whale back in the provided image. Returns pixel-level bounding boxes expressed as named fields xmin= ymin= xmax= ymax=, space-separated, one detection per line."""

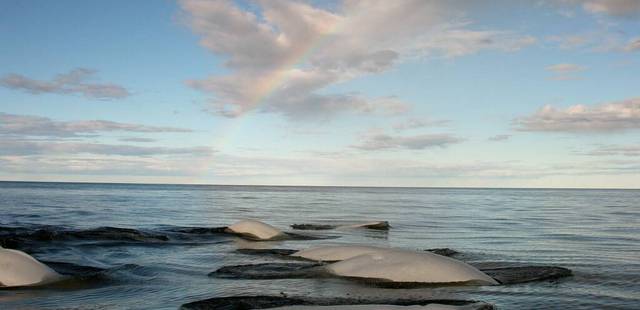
xmin=292 ymin=245 xmax=391 ymax=261
xmin=226 ymin=219 xmax=283 ymax=240
xmin=326 ymin=249 xmax=498 ymax=285
xmin=0 ymin=248 xmax=63 ymax=287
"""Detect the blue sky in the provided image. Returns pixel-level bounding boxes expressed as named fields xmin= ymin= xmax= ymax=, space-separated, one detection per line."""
xmin=1 ymin=0 xmax=639 ymax=188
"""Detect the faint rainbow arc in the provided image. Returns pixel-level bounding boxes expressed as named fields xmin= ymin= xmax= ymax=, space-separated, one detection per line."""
xmin=191 ymin=18 xmax=345 ymax=181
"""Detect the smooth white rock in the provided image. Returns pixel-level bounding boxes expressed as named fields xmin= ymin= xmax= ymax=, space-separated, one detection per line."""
xmin=292 ymin=245 xmax=391 ymax=261
xmin=0 ymin=248 xmax=64 ymax=287
xmin=226 ymin=219 xmax=284 ymax=240
xmin=326 ymin=248 xmax=498 ymax=285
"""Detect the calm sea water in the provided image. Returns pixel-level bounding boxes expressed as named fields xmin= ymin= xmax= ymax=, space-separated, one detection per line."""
xmin=1 ymin=181 xmax=639 ymax=309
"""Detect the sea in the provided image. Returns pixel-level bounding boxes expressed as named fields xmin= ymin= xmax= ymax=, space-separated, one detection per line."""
xmin=0 ymin=181 xmax=639 ymax=309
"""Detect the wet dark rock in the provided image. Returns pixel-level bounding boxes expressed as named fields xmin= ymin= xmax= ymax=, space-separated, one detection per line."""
xmin=211 ymin=262 xmax=324 ymax=279
xmin=236 ymin=248 xmax=299 ymax=257
xmin=235 ymin=248 xmax=459 ymax=260
xmin=290 ymin=221 xmax=390 ymax=231
xmin=43 ymin=261 xmax=107 ymax=276
xmin=170 ymin=227 xmax=228 ymax=234
xmin=360 ymin=221 xmax=391 ymax=230
xmin=0 ymin=226 xmax=169 ymax=244
xmin=482 ymin=266 xmax=572 ymax=284
xmin=282 ymin=232 xmax=336 ymax=241
xmin=425 ymin=248 xmax=459 ymax=257
xmin=0 ymin=236 xmax=21 ymax=249
xmin=65 ymin=227 xmax=169 ymax=242
xmin=291 ymin=224 xmax=335 ymax=230
xmin=180 ymin=296 xmax=494 ymax=310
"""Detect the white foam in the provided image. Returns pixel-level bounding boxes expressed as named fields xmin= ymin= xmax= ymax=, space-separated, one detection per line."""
xmin=0 ymin=248 xmax=64 ymax=287
xmin=326 ymin=248 xmax=498 ymax=285
xmin=226 ymin=219 xmax=284 ymax=240
xmin=270 ymin=303 xmax=488 ymax=310
xmin=292 ymin=245 xmax=391 ymax=261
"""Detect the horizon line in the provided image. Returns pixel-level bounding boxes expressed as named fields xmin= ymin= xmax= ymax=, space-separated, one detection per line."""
xmin=0 ymin=179 xmax=637 ymax=191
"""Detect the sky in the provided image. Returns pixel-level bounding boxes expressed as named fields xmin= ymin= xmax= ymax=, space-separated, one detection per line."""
xmin=0 ymin=0 xmax=639 ymax=188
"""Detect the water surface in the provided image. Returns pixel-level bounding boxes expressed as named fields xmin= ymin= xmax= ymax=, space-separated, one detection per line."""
xmin=1 ymin=182 xmax=638 ymax=309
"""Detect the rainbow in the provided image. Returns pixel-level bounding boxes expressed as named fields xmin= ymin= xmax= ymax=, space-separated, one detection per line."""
xmin=192 ymin=11 xmax=345 ymax=181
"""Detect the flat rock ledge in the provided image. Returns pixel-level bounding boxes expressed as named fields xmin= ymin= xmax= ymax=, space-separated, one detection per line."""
xmin=180 ymin=296 xmax=495 ymax=310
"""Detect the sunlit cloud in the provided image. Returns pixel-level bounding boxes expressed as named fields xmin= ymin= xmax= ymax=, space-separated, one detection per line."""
xmin=515 ymin=97 xmax=640 ymax=133
xmin=179 ymin=0 xmax=535 ymax=120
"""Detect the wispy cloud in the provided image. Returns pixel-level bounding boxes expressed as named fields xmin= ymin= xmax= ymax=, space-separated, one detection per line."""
xmin=0 ymin=68 xmax=130 ymax=99
xmin=118 ymin=137 xmax=157 ymax=143
xmin=625 ymin=38 xmax=640 ymax=52
xmin=515 ymin=97 xmax=640 ymax=133
xmin=353 ymin=131 xmax=463 ymax=151
xmin=393 ymin=118 xmax=450 ymax=131
xmin=577 ymin=0 xmax=640 ymax=17
xmin=488 ymin=134 xmax=512 ymax=142
xmin=0 ymin=139 xmax=213 ymax=157
xmin=545 ymin=63 xmax=588 ymax=80
xmin=179 ymin=0 xmax=535 ymax=120
xmin=582 ymin=144 xmax=640 ymax=156
xmin=0 ymin=113 xmax=191 ymax=137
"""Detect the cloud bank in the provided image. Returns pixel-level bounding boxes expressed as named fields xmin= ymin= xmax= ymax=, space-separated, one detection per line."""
xmin=353 ymin=131 xmax=463 ymax=151
xmin=1 ymin=68 xmax=130 ymax=99
xmin=0 ymin=113 xmax=191 ymax=137
xmin=516 ymin=97 xmax=640 ymax=133
xmin=179 ymin=0 xmax=535 ymax=120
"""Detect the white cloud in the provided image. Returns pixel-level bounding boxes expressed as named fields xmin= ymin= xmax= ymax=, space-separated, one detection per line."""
xmin=0 ymin=113 xmax=191 ymax=137
xmin=515 ymin=97 xmax=640 ymax=132
xmin=179 ymin=0 xmax=535 ymax=120
xmin=0 ymin=68 xmax=129 ymax=99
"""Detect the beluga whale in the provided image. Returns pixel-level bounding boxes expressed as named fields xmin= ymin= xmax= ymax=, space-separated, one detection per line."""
xmin=325 ymin=248 xmax=498 ymax=285
xmin=0 ymin=246 xmax=65 ymax=287
xmin=225 ymin=219 xmax=287 ymax=241
xmin=215 ymin=245 xmax=571 ymax=286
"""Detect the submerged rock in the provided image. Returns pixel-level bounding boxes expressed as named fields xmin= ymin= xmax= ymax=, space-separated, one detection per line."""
xmin=213 ymin=262 xmax=324 ymax=279
xmin=482 ymin=266 xmax=572 ymax=284
xmin=291 ymin=221 xmax=390 ymax=231
xmin=236 ymin=248 xmax=299 ymax=257
xmin=236 ymin=247 xmax=458 ymax=260
xmin=0 ymin=226 xmax=169 ymax=249
xmin=180 ymin=296 xmax=494 ymax=310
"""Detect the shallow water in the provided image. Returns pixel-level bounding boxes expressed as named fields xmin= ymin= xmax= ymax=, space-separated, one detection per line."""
xmin=1 ymin=182 xmax=639 ymax=309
